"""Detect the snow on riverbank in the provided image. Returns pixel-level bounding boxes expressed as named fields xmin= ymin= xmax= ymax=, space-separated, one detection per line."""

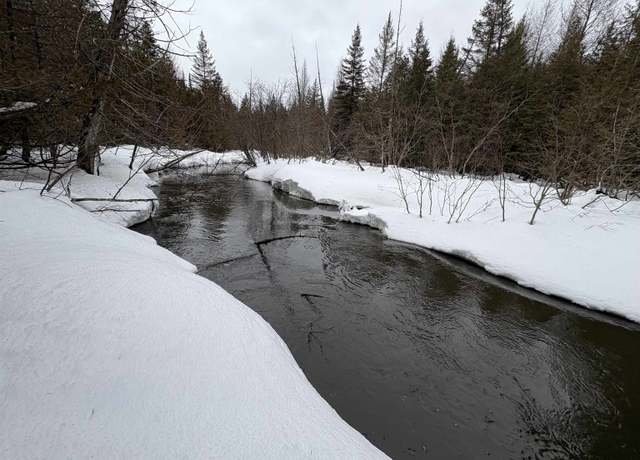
xmin=106 ymin=145 xmax=247 ymax=172
xmin=0 ymin=187 xmax=387 ymax=459
xmin=0 ymin=146 xmax=247 ymax=227
xmin=246 ymin=159 xmax=640 ymax=323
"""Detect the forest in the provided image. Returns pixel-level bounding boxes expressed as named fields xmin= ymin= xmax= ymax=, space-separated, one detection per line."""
xmin=1 ymin=0 xmax=639 ymax=202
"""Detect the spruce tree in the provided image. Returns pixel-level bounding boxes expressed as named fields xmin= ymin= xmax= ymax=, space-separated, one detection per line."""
xmin=467 ymin=16 xmax=532 ymax=176
xmin=436 ymin=38 xmax=462 ymax=90
xmin=332 ymin=25 xmax=366 ymax=137
xmin=494 ymin=20 xmax=536 ymax=172
xmin=435 ymin=38 xmax=464 ymax=116
xmin=434 ymin=38 xmax=465 ymax=171
xmin=546 ymin=12 xmax=585 ymax=112
xmin=386 ymin=46 xmax=410 ymax=97
xmin=403 ymin=22 xmax=433 ymax=104
xmin=191 ymin=31 xmax=222 ymax=92
xmin=190 ymin=31 xmax=228 ymax=150
xmin=465 ymin=0 xmax=514 ymax=66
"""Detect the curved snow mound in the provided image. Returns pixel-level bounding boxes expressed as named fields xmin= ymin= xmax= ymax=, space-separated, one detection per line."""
xmin=272 ymin=178 xmax=316 ymax=202
xmin=0 ymin=190 xmax=387 ymax=459
xmin=339 ymin=205 xmax=388 ymax=232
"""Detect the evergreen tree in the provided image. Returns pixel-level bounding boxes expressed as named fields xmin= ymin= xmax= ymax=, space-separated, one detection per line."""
xmin=546 ymin=11 xmax=585 ymax=112
xmin=191 ymin=31 xmax=222 ymax=91
xmin=465 ymin=17 xmax=532 ymax=175
xmin=436 ymin=38 xmax=462 ymax=90
xmin=190 ymin=31 xmax=231 ymax=150
xmin=493 ymin=20 xmax=537 ymax=172
xmin=621 ymin=0 xmax=640 ymax=80
xmin=386 ymin=46 xmax=410 ymax=96
xmin=434 ymin=38 xmax=465 ymax=171
xmin=332 ymin=25 xmax=366 ymax=143
xmin=368 ymin=13 xmax=395 ymax=93
xmin=403 ymin=22 xmax=433 ymax=104
xmin=465 ymin=0 xmax=514 ymax=66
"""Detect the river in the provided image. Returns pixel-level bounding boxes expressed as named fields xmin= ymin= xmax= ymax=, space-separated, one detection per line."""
xmin=134 ymin=172 xmax=640 ymax=459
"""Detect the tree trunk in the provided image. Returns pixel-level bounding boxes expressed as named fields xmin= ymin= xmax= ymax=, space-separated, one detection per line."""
xmin=128 ymin=144 xmax=139 ymax=169
xmin=76 ymin=0 xmax=129 ymax=175
xmin=5 ymin=0 xmax=17 ymax=63
xmin=20 ymin=122 xmax=30 ymax=163
xmin=77 ymin=98 xmax=103 ymax=174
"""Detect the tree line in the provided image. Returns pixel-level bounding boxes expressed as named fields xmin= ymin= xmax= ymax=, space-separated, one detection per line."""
xmin=0 ymin=0 xmax=236 ymax=177
xmin=1 ymin=0 xmax=638 ymax=198
xmin=243 ymin=0 xmax=640 ymax=198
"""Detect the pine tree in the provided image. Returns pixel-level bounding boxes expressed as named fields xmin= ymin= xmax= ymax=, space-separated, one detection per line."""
xmin=434 ymin=38 xmax=465 ymax=171
xmin=494 ymin=20 xmax=537 ymax=172
xmin=621 ymin=0 xmax=640 ymax=80
xmin=572 ymin=3 xmax=640 ymax=192
xmin=332 ymin=25 xmax=366 ymax=137
xmin=368 ymin=13 xmax=395 ymax=93
xmin=546 ymin=12 xmax=585 ymax=111
xmin=403 ymin=22 xmax=433 ymax=104
xmin=465 ymin=0 xmax=514 ymax=67
xmin=190 ymin=31 xmax=230 ymax=150
xmin=435 ymin=38 xmax=464 ymax=115
xmin=387 ymin=46 xmax=410 ymax=90
xmin=465 ymin=17 xmax=532 ymax=176
xmin=191 ymin=31 xmax=222 ymax=92
xmin=436 ymin=38 xmax=462 ymax=90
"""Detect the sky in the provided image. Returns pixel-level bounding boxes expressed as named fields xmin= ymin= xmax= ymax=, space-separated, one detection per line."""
xmin=167 ymin=0 xmax=539 ymax=99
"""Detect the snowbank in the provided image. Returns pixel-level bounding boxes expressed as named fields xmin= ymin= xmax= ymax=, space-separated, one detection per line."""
xmin=0 ymin=101 xmax=37 ymax=114
xmin=0 ymin=146 xmax=247 ymax=227
xmin=246 ymin=159 xmax=640 ymax=323
xmin=106 ymin=145 xmax=247 ymax=172
xmin=0 ymin=188 xmax=387 ymax=459
xmin=75 ymin=147 xmax=247 ymax=226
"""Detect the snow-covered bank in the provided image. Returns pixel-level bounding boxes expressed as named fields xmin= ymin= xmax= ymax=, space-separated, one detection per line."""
xmin=128 ymin=145 xmax=247 ymax=171
xmin=0 ymin=146 xmax=247 ymax=227
xmin=246 ymin=159 xmax=640 ymax=323
xmin=0 ymin=188 xmax=387 ymax=459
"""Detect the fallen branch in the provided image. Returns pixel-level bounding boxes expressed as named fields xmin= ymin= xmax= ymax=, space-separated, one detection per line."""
xmin=143 ymin=149 xmax=206 ymax=174
xmin=43 ymin=164 xmax=76 ymax=194
xmin=255 ymin=234 xmax=316 ymax=247
xmin=71 ymin=197 xmax=158 ymax=203
xmin=201 ymin=253 xmax=259 ymax=270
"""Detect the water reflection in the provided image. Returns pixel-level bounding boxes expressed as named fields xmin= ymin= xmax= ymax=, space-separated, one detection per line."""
xmin=135 ymin=175 xmax=640 ymax=460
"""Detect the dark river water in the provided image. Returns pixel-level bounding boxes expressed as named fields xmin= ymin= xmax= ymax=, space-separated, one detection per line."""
xmin=135 ymin=173 xmax=640 ymax=459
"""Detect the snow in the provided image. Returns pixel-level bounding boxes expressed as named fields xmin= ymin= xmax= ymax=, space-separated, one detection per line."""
xmin=246 ymin=159 xmax=640 ymax=323
xmin=0 ymin=187 xmax=388 ymax=459
xmin=0 ymin=146 xmax=248 ymax=227
xmin=0 ymin=101 xmax=37 ymax=114
xmin=73 ymin=146 xmax=247 ymax=226
xmin=111 ymin=145 xmax=247 ymax=172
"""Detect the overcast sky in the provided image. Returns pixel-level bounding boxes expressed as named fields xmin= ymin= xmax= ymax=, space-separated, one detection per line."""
xmin=168 ymin=0 xmax=539 ymax=98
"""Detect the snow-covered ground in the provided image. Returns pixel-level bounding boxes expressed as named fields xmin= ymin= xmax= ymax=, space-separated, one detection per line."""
xmin=246 ymin=159 xmax=640 ymax=323
xmin=0 ymin=186 xmax=387 ymax=458
xmin=0 ymin=146 xmax=247 ymax=226
xmin=126 ymin=145 xmax=247 ymax=171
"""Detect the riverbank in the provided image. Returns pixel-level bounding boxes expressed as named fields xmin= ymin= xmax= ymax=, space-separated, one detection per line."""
xmin=245 ymin=159 xmax=640 ymax=323
xmin=0 ymin=154 xmax=387 ymax=458
xmin=0 ymin=146 xmax=247 ymax=226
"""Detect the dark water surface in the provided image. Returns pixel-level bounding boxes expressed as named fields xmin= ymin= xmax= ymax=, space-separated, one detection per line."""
xmin=135 ymin=174 xmax=640 ymax=459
